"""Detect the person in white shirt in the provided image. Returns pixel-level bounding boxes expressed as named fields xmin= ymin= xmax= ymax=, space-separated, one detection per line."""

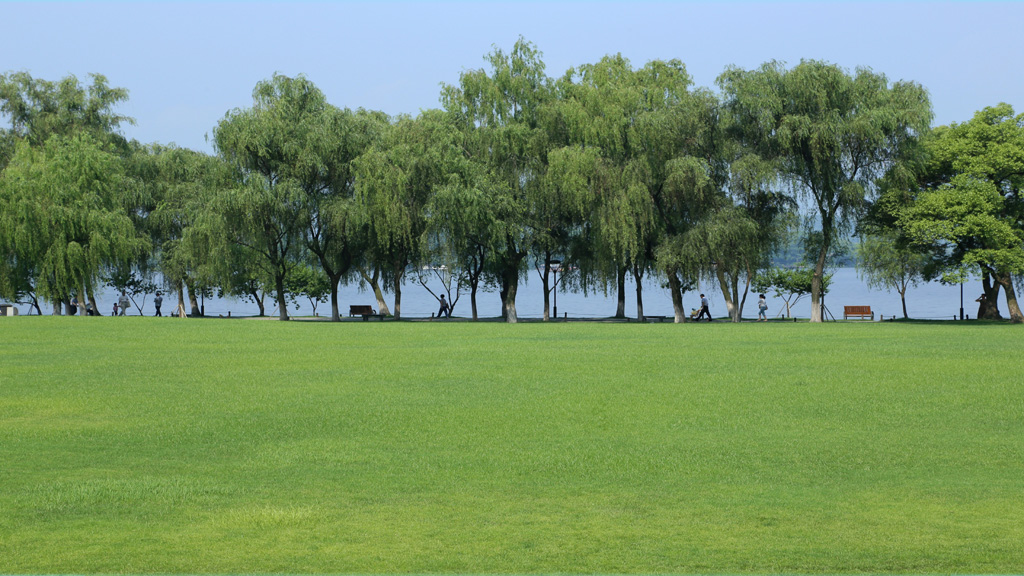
xmin=696 ymin=294 xmax=712 ymax=321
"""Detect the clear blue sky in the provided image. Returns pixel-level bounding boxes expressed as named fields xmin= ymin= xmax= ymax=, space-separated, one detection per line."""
xmin=3 ymin=1 xmax=1021 ymax=152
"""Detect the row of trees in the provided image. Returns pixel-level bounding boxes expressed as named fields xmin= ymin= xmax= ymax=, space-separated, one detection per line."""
xmin=2 ymin=39 xmax=1022 ymax=322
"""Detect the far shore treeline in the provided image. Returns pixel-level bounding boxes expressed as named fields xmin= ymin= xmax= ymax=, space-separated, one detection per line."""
xmin=2 ymin=39 xmax=1022 ymax=323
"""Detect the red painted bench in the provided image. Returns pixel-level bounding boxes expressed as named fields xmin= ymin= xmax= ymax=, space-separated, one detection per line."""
xmin=843 ymin=305 xmax=874 ymax=320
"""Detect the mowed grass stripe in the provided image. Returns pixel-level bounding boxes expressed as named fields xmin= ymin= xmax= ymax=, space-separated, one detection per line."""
xmin=0 ymin=318 xmax=1021 ymax=573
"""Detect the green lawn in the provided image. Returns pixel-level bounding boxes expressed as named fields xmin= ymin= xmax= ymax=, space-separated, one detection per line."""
xmin=1 ymin=317 xmax=1022 ymax=573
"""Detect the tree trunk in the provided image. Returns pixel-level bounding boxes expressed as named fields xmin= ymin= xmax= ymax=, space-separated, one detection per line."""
xmin=499 ymin=282 xmax=508 ymax=322
xmin=716 ymin=269 xmax=741 ymax=322
xmin=541 ymin=263 xmax=551 ymax=322
xmin=275 ymin=273 xmax=289 ymax=321
xmin=328 ymin=274 xmax=342 ymax=321
xmin=996 ymin=272 xmax=1023 ymax=323
xmin=978 ymin=273 xmax=1002 ymax=319
xmin=504 ymin=280 xmax=519 ymax=323
xmin=731 ymin=276 xmax=743 ymax=323
xmin=186 ymin=281 xmax=201 ymax=317
xmin=359 ymin=267 xmax=391 ymax=316
xmin=307 ymin=227 xmax=353 ymax=322
xmin=329 ymin=285 xmax=339 ymax=321
xmin=810 ymin=213 xmax=834 ymax=323
xmin=464 ymin=247 xmax=484 ymax=321
xmin=667 ymin=269 xmax=685 ymax=323
xmin=501 ymin=263 xmax=520 ymax=323
xmin=900 ymin=287 xmax=908 ymax=319
xmin=470 ymin=279 xmax=479 ymax=321
xmin=127 ymin=294 xmax=145 ymax=316
xmin=738 ymin=266 xmax=752 ymax=321
xmin=175 ymin=279 xmax=186 ymax=317
xmin=249 ymin=289 xmax=266 ymax=317
xmin=392 ymin=262 xmax=404 ymax=320
xmin=632 ymin=265 xmax=644 ymax=322
xmin=87 ymin=288 xmax=101 ymax=316
xmin=810 ymin=249 xmax=828 ymax=323
xmin=614 ymin=265 xmax=626 ymax=319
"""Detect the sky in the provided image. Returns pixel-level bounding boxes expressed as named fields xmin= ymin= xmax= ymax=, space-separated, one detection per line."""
xmin=2 ymin=1 xmax=1022 ymax=153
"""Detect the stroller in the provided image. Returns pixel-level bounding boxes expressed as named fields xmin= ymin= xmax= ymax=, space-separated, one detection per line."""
xmin=689 ymin=308 xmax=700 ymax=321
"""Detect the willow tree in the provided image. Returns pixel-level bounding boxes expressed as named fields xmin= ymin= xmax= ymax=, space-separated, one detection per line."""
xmin=426 ymin=164 xmax=495 ymax=321
xmin=0 ymin=72 xmax=133 ymax=166
xmin=679 ymin=209 xmax=764 ymax=322
xmin=719 ymin=60 xmax=932 ymax=322
xmin=139 ymin=144 xmax=235 ymax=316
xmin=441 ymin=38 xmax=554 ymax=323
xmin=0 ymin=134 xmax=148 ymax=311
xmin=555 ymin=55 xmax=716 ymax=322
xmin=531 ymin=145 xmax=598 ymax=320
xmin=213 ymin=74 xmax=332 ymax=321
xmin=553 ymin=54 xmax=656 ymax=319
xmin=355 ymin=109 xmax=464 ymax=319
xmin=636 ymin=62 xmax=723 ymax=321
xmin=677 ymin=150 xmax=794 ymax=323
xmin=1 ymin=72 xmax=136 ymax=313
xmin=303 ymin=107 xmax=388 ymax=321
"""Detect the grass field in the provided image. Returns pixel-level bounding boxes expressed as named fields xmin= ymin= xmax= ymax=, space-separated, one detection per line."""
xmin=1 ymin=317 xmax=1022 ymax=574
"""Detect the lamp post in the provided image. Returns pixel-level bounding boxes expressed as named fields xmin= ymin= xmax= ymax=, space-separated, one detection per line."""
xmin=960 ymin=281 xmax=964 ymax=320
xmin=551 ymin=260 xmax=562 ymax=320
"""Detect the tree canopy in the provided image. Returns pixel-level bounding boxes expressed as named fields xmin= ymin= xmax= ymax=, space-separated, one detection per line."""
xmin=719 ymin=61 xmax=932 ymax=321
xmin=4 ymin=47 xmax=1023 ymax=324
xmin=888 ymin=104 xmax=1024 ymax=322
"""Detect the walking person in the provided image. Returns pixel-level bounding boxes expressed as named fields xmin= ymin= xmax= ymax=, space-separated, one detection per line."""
xmin=153 ymin=292 xmax=163 ymax=317
xmin=118 ymin=292 xmax=130 ymax=316
xmin=436 ymin=294 xmax=451 ymax=319
xmin=696 ymin=294 xmax=712 ymax=321
xmin=758 ymin=293 xmax=768 ymax=322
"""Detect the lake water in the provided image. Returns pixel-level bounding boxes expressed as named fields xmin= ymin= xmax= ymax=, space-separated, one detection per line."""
xmin=12 ymin=267 xmax=982 ymax=320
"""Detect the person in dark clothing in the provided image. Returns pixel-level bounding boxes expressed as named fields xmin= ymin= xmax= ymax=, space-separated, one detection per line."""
xmin=154 ymin=292 xmax=163 ymax=317
xmin=437 ymin=294 xmax=451 ymax=319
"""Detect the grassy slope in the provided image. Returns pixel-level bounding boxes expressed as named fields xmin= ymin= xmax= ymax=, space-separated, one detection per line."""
xmin=0 ymin=318 xmax=1022 ymax=573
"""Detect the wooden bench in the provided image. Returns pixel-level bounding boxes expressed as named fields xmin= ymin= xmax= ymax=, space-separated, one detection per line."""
xmin=349 ymin=305 xmax=385 ymax=321
xmin=844 ymin=305 xmax=874 ymax=320
xmin=349 ymin=305 xmax=375 ymax=316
